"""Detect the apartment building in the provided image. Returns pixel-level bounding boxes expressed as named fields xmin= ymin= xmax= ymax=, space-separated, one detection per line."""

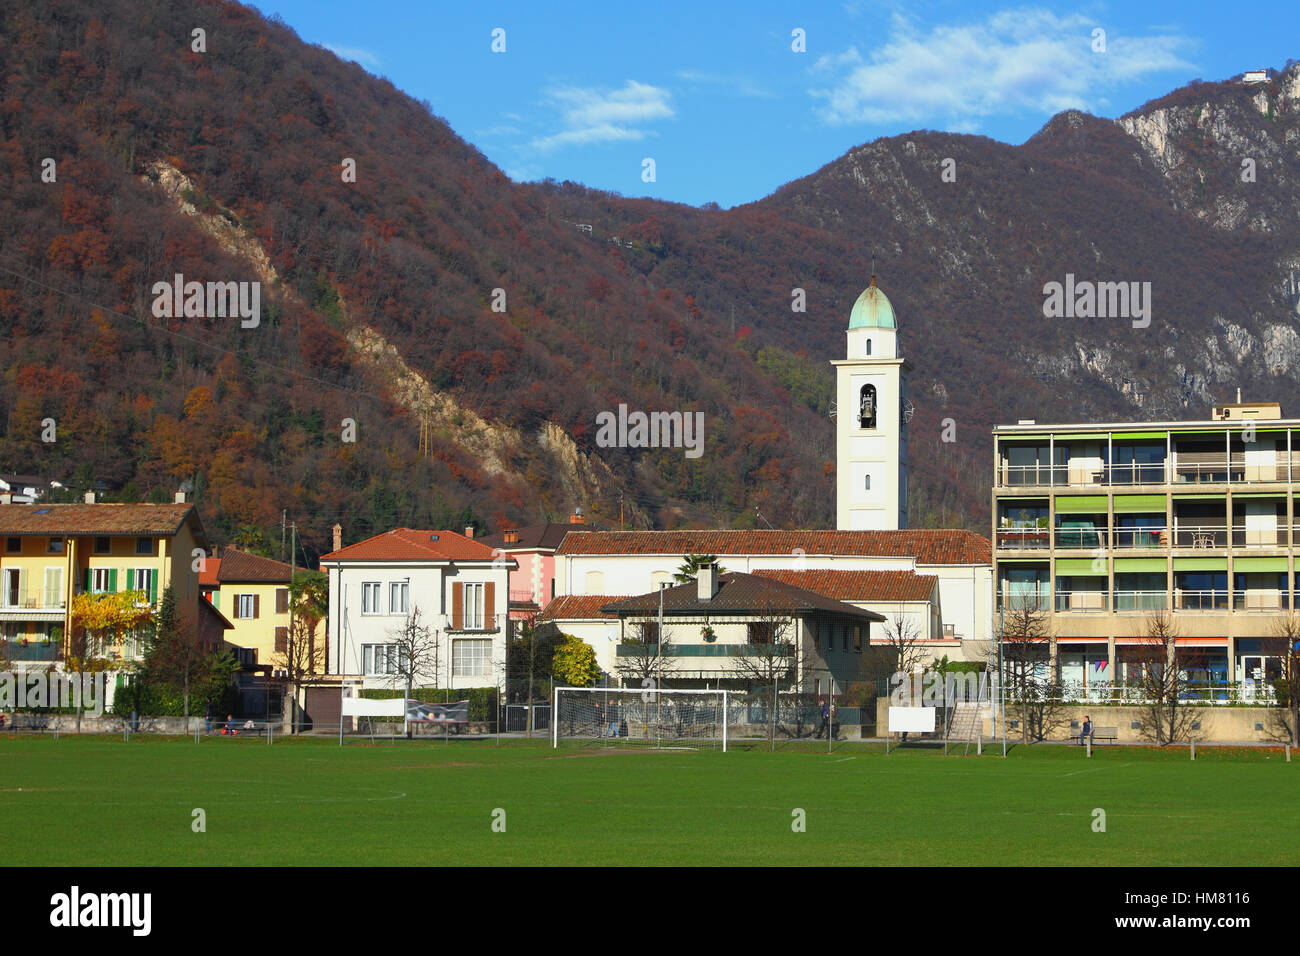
xmin=992 ymin=398 xmax=1296 ymax=697
xmin=0 ymin=495 xmax=207 ymax=668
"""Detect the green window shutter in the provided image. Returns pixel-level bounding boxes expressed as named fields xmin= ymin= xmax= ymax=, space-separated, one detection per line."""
xmin=1113 ymin=495 xmax=1166 ymax=513
xmin=1114 ymin=558 xmax=1167 ymax=573
xmin=1055 ymin=495 xmax=1108 ymax=513
xmin=108 ymin=568 xmax=117 ymax=592
xmin=126 ymin=568 xmax=135 ymax=592
xmin=1233 ymin=557 xmax=1288 ymax=573
xmin=1055 ymin=558 xmax=1107 ymax=576
xmin=150 ymin=573 xmax=158 ymax=605
xmin=85 ymin=569 xmax=92 ymax=592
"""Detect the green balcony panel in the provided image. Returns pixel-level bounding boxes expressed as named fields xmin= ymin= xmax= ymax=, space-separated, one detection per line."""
xmin=1111 ymin=432 xmax=1167 ymax=440
xmin=1114 ymin=558 xmax=1167 ymax=573
xmin=1055 ymin=558 xmax=1107 ymax=575
xmin=1055 ymin=495 xmax=1108 ymax=513
xmin=1113 ymin=495 xmax=1166 ymax=513
xmin=1233 ymin=557 xmax=1289 ymax=573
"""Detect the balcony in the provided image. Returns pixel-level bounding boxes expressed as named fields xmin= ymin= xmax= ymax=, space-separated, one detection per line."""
xmin=1232 ymin=590 xmax=1291 ymax=611
xmin=1231 ymin=526 xmax=1287 ymax=549
xmin=1170 ymin=525 xmax=1227 ymax=549
xmin=1174 ymin=589 xmax=1229 ymax=611
xmin=1054 ymin=590 xmax=1109 ymax=613
xmin=1113 ymin=527 xmax=1167 ymax=549
xmin=0 ymin=639 xmax=59 ymax=662
xmin=507 ymin=589 xmax=537 ymax=605
xmin=0 ymin=588 xmax=66 ymax=614
xmin=614 ymin=643 xmax=795 ymax=658
xmin=1112 ymin=590 xmax=1168 ymax=611
xmin=995 ymin=527 xmax=1050 ymax=550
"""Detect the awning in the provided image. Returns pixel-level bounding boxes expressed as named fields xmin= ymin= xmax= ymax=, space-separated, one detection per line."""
xmin=1232 ymin=557 xmax=1288 ymax=573
xmin=1055 ymin=558 xmax=1107 ymax=576
xmin=1113 ymin=495 xmax=1166 ymax=513
xmin=1055 ymin=495 xmax=1108 ymax=513
xmin=1114 ymin=557 xmax=1167 ymax=573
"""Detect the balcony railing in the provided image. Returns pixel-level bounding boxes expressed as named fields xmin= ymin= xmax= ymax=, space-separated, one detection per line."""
xmin=1053 ymin=528 xmax=1106 ymax=549
xmin=0 ymin=639 xmax=59 ymax=662
xmin=1112 ymin=590 xmax=1168 ymax=611
xmin=507 ymin=589 xmax=537 ymax=604
xmin=1231 ymin=527 xmax=1288 ymax=548
xmin=1170 ymin=525 xmax=1228 ymax=549
xmin=1232 ymin=590 xmax=1292 ymax=611
xmin=0 ymin=588 xmax=66 ymax=611
xmin=614 ymin=643 xmax=795 ymax=658
xmin=996 ymin=594 xmax=1052 ymax=613
xmin=997 ymin=453 xmax=1300 ymax=489
xmin=1173 ymin=589 xmax=1229 ymax=611
xmin=1113 ymin=527 xmax=1167 ymax=549
xmin=995 ymin=528 xmax=1050 ymax=550
xmin=1054 ymin=590 xmax=1109 ymax=612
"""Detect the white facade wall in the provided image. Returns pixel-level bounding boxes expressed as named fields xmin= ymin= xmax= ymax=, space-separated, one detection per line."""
xmin=325 ymin=560 xmax=510 ymax=691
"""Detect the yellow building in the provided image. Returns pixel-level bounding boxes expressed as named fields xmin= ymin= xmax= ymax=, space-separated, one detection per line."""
xmin=199 ymin=548 xmax=293 ymax=669
xmin=0 ymin=495 xmax=208 ymax=668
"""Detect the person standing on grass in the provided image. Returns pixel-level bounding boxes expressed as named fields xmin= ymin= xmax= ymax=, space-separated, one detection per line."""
xmin=1080 ymin=714 xmax=1093 ymax=746
xmin=204 ymin=702 xmax=213 ymax=736
xmin=606 ymin=697 xmax=620 ymax=738
xmin=829 ymin=701 xmax=838 ymax=741
xmin=816 ymin=698 xmax=829 ymax=739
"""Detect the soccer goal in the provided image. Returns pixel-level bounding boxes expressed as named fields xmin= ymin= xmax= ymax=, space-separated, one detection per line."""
xmin=552 ymin=687 xmax=729 ymax=751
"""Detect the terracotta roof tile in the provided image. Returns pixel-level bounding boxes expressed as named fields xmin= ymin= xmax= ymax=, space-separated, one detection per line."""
xmin=754 ymin=569 xmax=937 ymax=603
xmin=321 ymin=528 xmax=510 ymax=564
xmin=0 ymin=502 xmax=198 ymax=537
xmin=540 ymin=595 xmax=633 ymax=621
xmin=198 ymin=558 xmax=221 ymax=588
xmin=554 ymin=529 xmax=990 ymax=565
xmin=215 ymin=549 xmax=293 ymax=583
xmin=599 ymin=572 xmax=885 ymax=621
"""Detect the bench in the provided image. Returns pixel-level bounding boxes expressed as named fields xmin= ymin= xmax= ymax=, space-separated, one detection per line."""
xmin=1069 ymin=725 xmax=1118 ymax=744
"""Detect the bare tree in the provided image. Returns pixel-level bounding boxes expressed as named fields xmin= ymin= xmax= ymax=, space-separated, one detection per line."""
xmin=998 ymin=595 xmax=1066 ymax=744
xmin=386 ymin=606 xmax=439 ymax=738
xmin=273 ymin=612 xmax=325 ymax=733
xmin=508 ymin=612 xmax=557 ymax=737
xmin=1130 ymin=612 xmax=1200 ymax=745
xmin=613 ymin=617 xmax=678 ymax=688
xmin=728 ymin=610 xmax=797 ymax=746
xmin=880 ymin=610 xmax=928 ymax=676
xmin=1261 ymin=614 xmax=1300 ymax=745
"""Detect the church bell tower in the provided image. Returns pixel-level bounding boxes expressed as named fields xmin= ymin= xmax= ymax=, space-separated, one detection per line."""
xmin=832 ymin=273 xmax=909 ymax=530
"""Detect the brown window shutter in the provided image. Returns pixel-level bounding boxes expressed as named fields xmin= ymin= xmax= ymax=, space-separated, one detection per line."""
xmin=275 ymin=627 xmax=288 ymax=652
xmin=484 ymin=582 xmax=495 ymax=628
xmin=452 ymin=582 xmax=463 ymax=630
xmin=253 ymin=593 xmax=260 ymax=619
xmin=276 ymin=588 xmax=288 ymax=614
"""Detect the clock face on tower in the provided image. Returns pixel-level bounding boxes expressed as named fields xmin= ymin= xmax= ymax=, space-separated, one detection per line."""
xmin=901 ymin=398 xmax=915 ymax=425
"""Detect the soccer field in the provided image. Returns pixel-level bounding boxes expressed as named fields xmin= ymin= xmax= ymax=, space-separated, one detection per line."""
xmin=1 ymin=736 xmax=1295 ymax=866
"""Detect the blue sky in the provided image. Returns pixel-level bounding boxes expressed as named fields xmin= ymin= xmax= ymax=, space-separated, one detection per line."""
xmin=260 ymin=0 xmax=1299 ymax=208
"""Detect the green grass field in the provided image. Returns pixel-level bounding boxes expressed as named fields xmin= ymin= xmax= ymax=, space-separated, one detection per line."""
xmin=1 ymin=735 xmax=1295 ymax=865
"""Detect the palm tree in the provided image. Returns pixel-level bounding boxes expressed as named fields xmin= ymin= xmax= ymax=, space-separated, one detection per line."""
xmin=674 ymin=554 xmax=725 ymax=583
xmin=289 ymin=570 xmax=329 ymax=669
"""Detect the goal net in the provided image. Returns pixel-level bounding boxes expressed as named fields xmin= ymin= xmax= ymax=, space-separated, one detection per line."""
xmin=552 ymin=687 xmax=728 ymax=751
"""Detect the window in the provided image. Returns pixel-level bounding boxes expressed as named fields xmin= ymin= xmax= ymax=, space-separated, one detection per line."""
xmin=47 ymin=537 xmax=64 ymax=554
xmin=865 ymin=338 xmax=872 ymax=356
xmin=5 ymin=537 xmax=19 ymax=553
xmin=362 ymin=582 xmax=382 ymax=615
xmin=864 ymin=475 xmax=871 ymax=490
xmin=853 ymin=626 xmax=862 ymax=653
xmin=235 ymin=593 xmax=258 ymax=619
xmin=135 ymin=537 xmax=154 ymax=555
xmin=91 ymin=568 xmax=112 ymax=593
xmin=452 ymin=639 xmax=492 ymax=677
xmin=2 ymin=569 xmax=18 ymax=607
xmin=274 ymin=627 xmax=288 ymax=653
xmin=858 ymin=384 xmax=877 ymax=429
xmin=464 ymin=583 xmax=483 ymax=630
xmin=42 ymin=567 xmax=62 ymax=608
xmin=389 ymin=581 xmax=409 ymax=615
xmin=747 ymin=621 xmax=777 ymax=645
xmin=93 ymin=537 xmax=111 ymax=554
xmin=275 ymin=588 xmax=289 ymax=614
xmin=133 ymin=569 xmax=155 ymax=604
xmin=362 ymin=643 xmax=399 ymax=676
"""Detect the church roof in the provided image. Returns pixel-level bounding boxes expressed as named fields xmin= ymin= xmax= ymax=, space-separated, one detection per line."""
xmin=848 ymin=278 xmax=896 ymax=330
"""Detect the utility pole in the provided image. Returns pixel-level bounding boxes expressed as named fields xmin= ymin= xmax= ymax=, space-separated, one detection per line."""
xmin=280 ymin=510 xmax=286 ymax=562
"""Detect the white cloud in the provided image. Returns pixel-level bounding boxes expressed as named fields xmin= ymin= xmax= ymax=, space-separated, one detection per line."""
xmin=809 ymin=8 xmax=1195 ymax=126
xmin=531 ymin=80 xmax=674 ymax=152
xmin=674 ymin=69 xmax=773 ymax=98
xmin=322 ymin=43 xmax=381 ymax=68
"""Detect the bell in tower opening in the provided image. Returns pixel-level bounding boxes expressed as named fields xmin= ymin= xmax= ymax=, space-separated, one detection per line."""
xmin=858 ymin=384 xmax=877 ymax=429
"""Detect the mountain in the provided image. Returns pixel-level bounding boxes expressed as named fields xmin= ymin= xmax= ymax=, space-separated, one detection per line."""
xmin=1 ymin=1 xmax=1299 ymax=560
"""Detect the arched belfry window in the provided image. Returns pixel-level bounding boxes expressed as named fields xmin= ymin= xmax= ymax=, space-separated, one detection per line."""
xmin=858 ymin=384 xmax=877 ymax=429
xmin=864 ymin=475 xmax=872 ymax=490
xmin=865 ymin=338 xmax=872 ymax=356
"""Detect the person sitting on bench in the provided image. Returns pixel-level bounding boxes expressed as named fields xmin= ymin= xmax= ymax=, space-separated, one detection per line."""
xmin=1079 ymin=714 xmax=1094 ymax=746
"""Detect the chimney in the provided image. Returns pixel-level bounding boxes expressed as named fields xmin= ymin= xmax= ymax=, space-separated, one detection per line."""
xmin=331 ymin=523 xmax=342 ymax=553
xmin=697 ymin=562 xmax=719 ymax=602
xmin=1237 ymin=387 xmax=1243 ymax=404
xmin=84 ymin=491 xmax=95 ymax=504
xmin=503 ymin=529 xmax=519 ymax=545
xmin=174 ymin=489 xmax=187 ymax=504
xmin=464 ymin=526 xmax=475 ymax=539
xmin=569 ymin=506 xmax=585 ymax=525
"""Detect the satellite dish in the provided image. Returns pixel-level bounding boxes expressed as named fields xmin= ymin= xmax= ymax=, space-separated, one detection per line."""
xmin=901 ymin=399 xmax=915 ymax=424
xmin=828 ymin=400 xmax=837 ymax=421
